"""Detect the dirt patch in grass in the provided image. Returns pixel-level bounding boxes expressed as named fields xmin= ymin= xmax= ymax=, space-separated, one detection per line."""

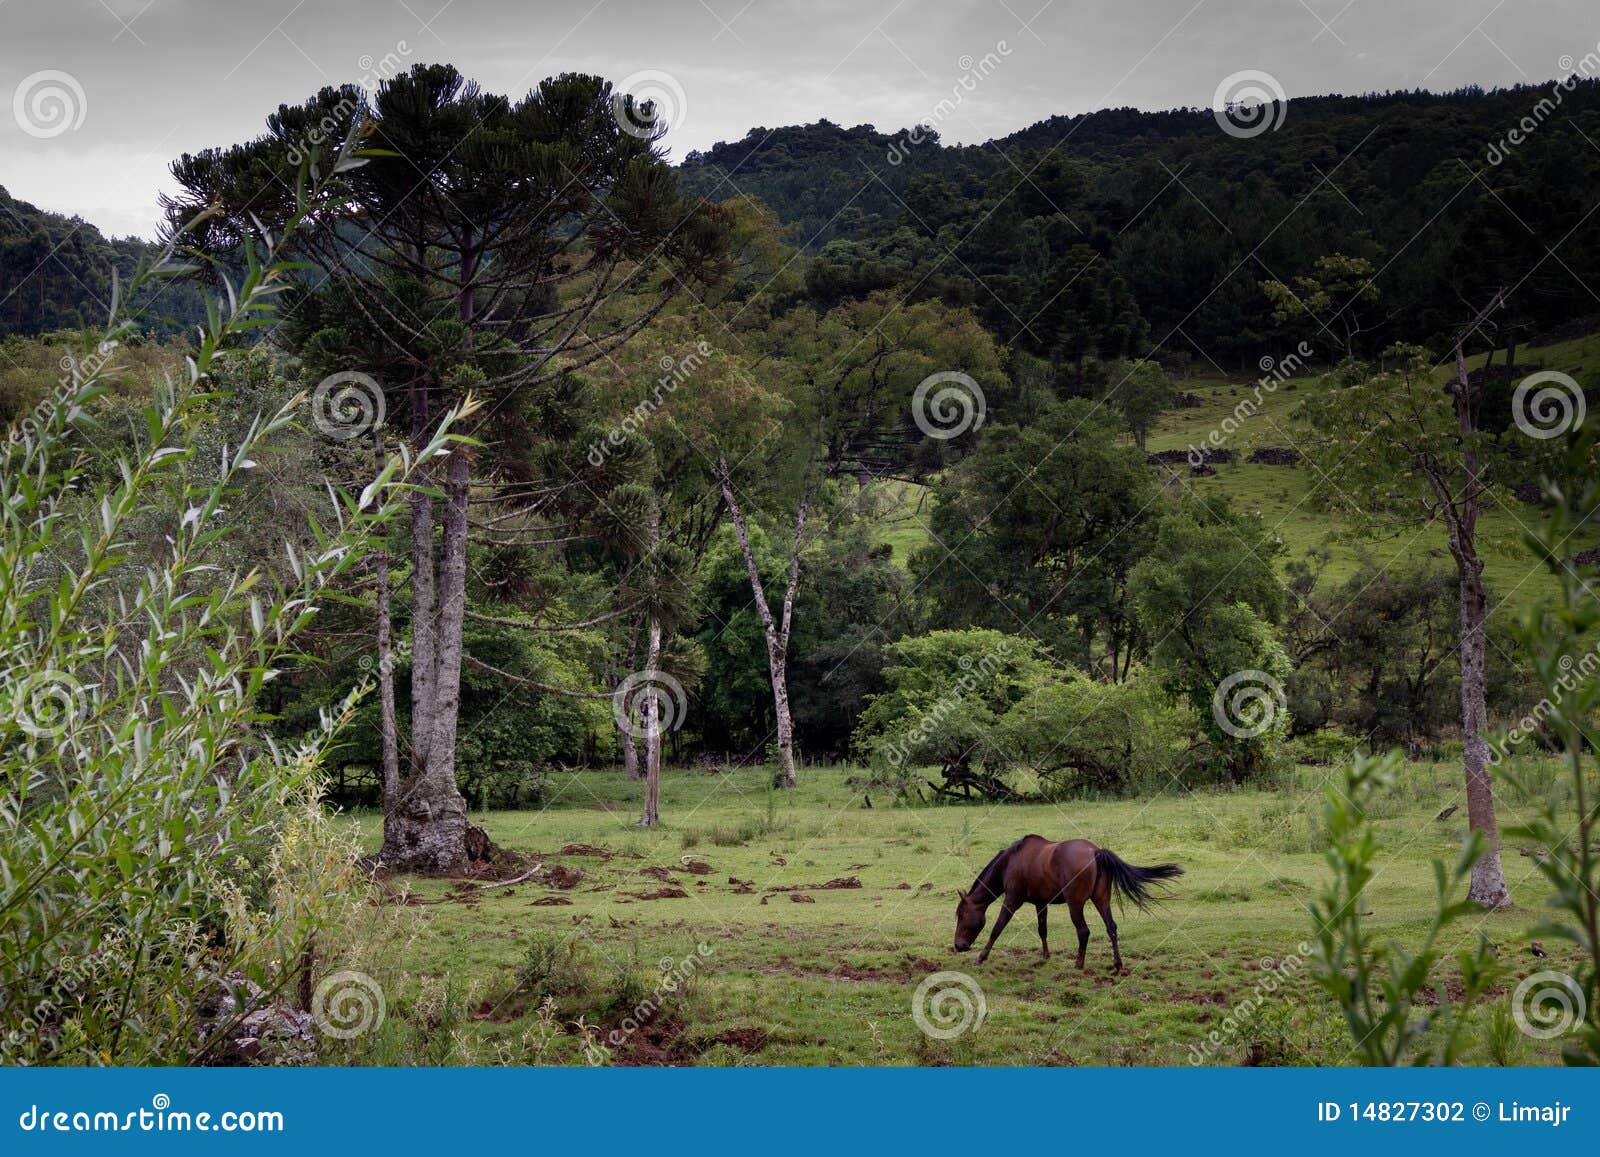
xmin=542 ymin=865 xmax=586 ymax=889
xmin=558 ymin=843 xmax=640 ymax=859
xmin=639 ymin=866 xmax=674 ymax=882
xmin=609 ymin=1019 xmax=696 ymax=1066
xmin=713 ymin=1027 xmax=769 ymax=1052
xmin=630 ymin=887 xmax=690 ymax=901
xmin=529 ymin=896 xmax=572 ymax=906
xmin=472 ymin=998 xmax=527 ymax=1023
xmin=764 ymin=876 xmax=863 ymax=893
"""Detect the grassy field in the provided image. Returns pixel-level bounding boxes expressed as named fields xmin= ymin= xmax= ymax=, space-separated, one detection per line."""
xmin=341 ymin=757 xmax=1590 ymax=1067
xmin=1142 ymin=331 xmax=1600 ymax=594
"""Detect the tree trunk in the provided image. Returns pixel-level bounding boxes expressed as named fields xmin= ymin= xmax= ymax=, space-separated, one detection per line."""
xmin=1458 ymin=546 xmax=1511 ymax=907
xmin=1452 ymin=336 xmax=1512 ymax=909
xmin=406 ymin=379 xmax=437 ymax=777
xmin=620 ymin=613 xmax=642 ymax=780
xmin=639 ymin=617 xmax=662 ymax=827
xmin=382 ymin=439 xmax=471 ymax=872
xmin=719 ymin=457 xmax=807 ymax=788
xmin=374 ymin=429 xmax=400 ymax=828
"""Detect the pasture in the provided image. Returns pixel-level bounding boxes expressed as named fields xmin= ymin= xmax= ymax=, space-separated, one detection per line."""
xmin=343 ymin=759 xmax=1585 ymax=1067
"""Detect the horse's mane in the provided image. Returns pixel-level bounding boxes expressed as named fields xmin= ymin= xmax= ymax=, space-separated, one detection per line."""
xmin=969 ymin=835 xmax=1043 ymax=901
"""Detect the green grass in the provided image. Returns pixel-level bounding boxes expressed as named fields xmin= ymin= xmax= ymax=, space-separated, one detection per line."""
xmin=342 ymin=758 xmax=1587 ymax=1067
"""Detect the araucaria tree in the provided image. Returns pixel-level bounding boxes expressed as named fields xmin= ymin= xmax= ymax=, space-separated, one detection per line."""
xmin=166 ymin=64 xmax=728 ymax=869
xmin=1299 ymin=302 xmax=1573 ymax=908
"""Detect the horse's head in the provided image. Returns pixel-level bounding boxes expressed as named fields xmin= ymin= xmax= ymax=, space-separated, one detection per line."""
xmin=952 ymin=889 xmax=987 ymax=952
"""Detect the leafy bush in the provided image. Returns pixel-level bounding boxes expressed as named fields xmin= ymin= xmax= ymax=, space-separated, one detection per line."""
xmin=0 ymin=153 xmax=459 ymax=1064
xmin=852 ymin=629 xmax=1052 ymax=774
xmin=998 ymin=668 xmax=1189 ymax=796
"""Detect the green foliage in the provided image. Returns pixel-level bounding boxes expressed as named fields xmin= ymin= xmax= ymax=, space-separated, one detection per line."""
xmin=998 ymin=667 xmax=1190 ymax=796
xmin=1498 ymin=434 xmax=1600 ymax=1065
xmin=853 ymin=629 xmax=1052 ymax=774
xmin=1130 ymin=499 xmax=1289 ymax=779
xmin=0 ymin=156 xmax=461 ymax=1063
xmin=1309 ymin=752 xmax=1499 ymax=1065
xmin=912 ymin=398 xmax=1160 ymax=668
xmin=0 ymin=186 xmax=207 ymax=339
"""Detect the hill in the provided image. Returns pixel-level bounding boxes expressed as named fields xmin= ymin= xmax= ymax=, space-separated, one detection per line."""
xmin=0 ymin=185 xmax=207 ymax=339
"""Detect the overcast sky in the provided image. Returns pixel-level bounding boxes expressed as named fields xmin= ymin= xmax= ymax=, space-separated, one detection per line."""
xmin=2 ymin=0 xmax=1594 ymax=239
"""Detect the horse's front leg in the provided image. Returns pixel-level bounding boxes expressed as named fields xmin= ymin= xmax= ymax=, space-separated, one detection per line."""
xmin=975 ymin=899 xmax=1019 ymax=964
xmin=1035 ymin=903 xmax=1049 ymax=960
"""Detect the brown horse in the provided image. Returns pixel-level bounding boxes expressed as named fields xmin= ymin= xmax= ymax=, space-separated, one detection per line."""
xmin=953 ymin=835 xmax=1182 ymax=971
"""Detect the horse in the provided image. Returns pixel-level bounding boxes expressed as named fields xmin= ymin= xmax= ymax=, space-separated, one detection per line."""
xmin=952 ymin=835 xmax=1182 ymax=972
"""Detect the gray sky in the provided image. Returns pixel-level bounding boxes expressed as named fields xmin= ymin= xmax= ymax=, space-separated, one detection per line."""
xmin=1 ymin=0 xmax=1593 ymax=238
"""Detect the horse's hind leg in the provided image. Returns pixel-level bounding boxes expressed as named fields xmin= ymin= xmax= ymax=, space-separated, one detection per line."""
xmin=1070 ymin=902 xmax=1090 ymax=970
xmin=1092 ymin=893 xmax=1122 ymax=973
xmin=1034 ymin=903 xmax=1049 ymax=960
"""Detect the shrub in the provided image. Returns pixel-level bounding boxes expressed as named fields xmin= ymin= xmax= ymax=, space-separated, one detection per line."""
xmin=0 ymin=151 xmax=463 ymax=1064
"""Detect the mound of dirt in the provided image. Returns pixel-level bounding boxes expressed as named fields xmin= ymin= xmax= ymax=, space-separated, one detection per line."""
xmin=789 ymin=893 xmax=815 ymax=903
xmin=764 ymin=876 xmax=863 ymax=894
xmin=529 ymin=896 xmax=572 ymax=906
xmin=639 ymin=866 xmax=674 ymax=881
xmin=1148 ymin=447 xmax=1233 ymax=466
xmin=630 ymin=887 xmax=689 ymax=901
xmin=1247 ymin=446 xmax=1300 ymax=465
xmin=542 ymin=865 xmax=586 ymax=889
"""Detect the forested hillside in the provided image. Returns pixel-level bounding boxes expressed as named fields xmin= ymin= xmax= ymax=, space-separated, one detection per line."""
xmin=681 ymin=82 xmax=1600 ymax=368
xmin=0 ymin=185 xmax=207 ymax=338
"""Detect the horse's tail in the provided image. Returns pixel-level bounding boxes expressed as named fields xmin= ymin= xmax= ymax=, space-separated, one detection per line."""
xmin=1094 ymin=848 xmax=1183 ymax=911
